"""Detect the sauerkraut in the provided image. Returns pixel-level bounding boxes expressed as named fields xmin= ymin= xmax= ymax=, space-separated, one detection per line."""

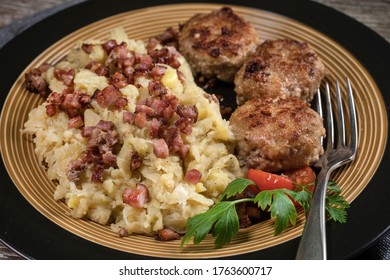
xmin=23 ymin=28 xmax=242 ymax=236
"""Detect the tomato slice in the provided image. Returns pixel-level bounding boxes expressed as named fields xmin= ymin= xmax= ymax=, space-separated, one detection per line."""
xmin=246 ymin=167 xmax=316 ymax=207
xmin=283 ymin=166 xmax=316 ymax=193
xmin=247 ymin=169 xmax=293 ymax=194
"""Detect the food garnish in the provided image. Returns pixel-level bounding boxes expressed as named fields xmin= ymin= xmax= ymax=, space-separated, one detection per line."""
xmin=181 ymin=169 xmax=349 ymax=249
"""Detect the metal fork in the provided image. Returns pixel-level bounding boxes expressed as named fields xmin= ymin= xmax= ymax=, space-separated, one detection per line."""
xmin=296 ymin=78 xmax=358 ymax=260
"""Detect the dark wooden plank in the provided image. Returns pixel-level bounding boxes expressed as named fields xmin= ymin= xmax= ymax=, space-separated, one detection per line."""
xmin=0 ymin=0 xmax=389 ymax=41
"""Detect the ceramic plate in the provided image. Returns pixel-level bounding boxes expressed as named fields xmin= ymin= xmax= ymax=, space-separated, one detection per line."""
xmin=0 ymin=0 xmax=389 ymax=259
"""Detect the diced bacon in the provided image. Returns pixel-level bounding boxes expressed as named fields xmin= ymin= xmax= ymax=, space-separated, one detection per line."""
xmin=46 ymin=90 xmax=92 ymax=121
xmin=122 ymin=111 xmax=135 ymax=124
xmin=159 ymin=125 xmax=173 ymax=144
xmin=70 ymin=94 xmax=82 ymax=110
xmin=117 ymin=57 xmax=135 ymax=78
xmin=152 ymin=138 xmax=169 ymax=159
xmin=54 ymin=68 xmax=75 ymax=86
xmin=61 ymin=93 xmax=79 ymax=117
xmin=79 ymin=94 xmax=92 ymax=106
xmin=150 ymin=99 xmax=167 ymax=116
xmin=134 ymin=112 xmax=148 ymax=128
xmin=92 ymin=164 xmax=104 ymax=182
xmin=130 ymin=152 xmax=142 ymax=171
xmin=148 ymin=46 xmax=181 ymax=69
xmin=47 ymin=92 xmax=64 ymax=105
xmin=121 ymin=57 xmax=135 ymax=68
xmin=135 ymin=104 xmax=155 ymax=116
xmin=122 ymin=184 xmax=149 ymax=208
xmin=151 ymin=65 xmax=166 ymax=79
xmin=85 ymin=61 xmax=109 ymax=76
xmin=45 ymin=104 xmax=57 ymax=117
xmin=149 ymin=118 xmax=161 ymax=138
xmin=115 ymin=97 xmax=128 ymax=110
xmin=66 ymin=159 xmax=86 ymax=182
xmin=118 ymin=227 xmax=129 ymax=238
xmin=102 ymin=151 xmax=117 ymax=167
xmin=184 ymin=169 xmax=202 ymax=184
xmin=110 ymin=42 xmax=128 ymax=60
xmin=109 ymin=72 xmax=128 ymax=89
xmin=176 ymin=105 xmax=198 ymax=122
xmin=81 ymin=126 xmax=96 ymax=137
xmin=24 ymin=64 xmax=52 ymax=97
xmin=135 ymin=54 xmax=153 ymax=73
xmin=175 ymin=117 xmax=192 ymax=134
xmin=87 ymin=129 xmax=104 ymax=148
xmin=151 ymin=27 xmax=179 ymax=49
xmin=96 ymin=120 xmax=115 ymax=131
xmin=102 ymin=39 xmax=117 ymax=53
xmin=103 ymin=130 xmax=118 ymax=147
xmin=147 ymin=37 xmax=160 ymax=52
xmin=171 ymin=131 xmax=189 ymax=158
xmin=148 ymin=80 xmax=168 ymax=96
xmin=156 ymin=228 xmax=180 ymax=241
xmin=162 ymin=94 xmax=179 ymax=110
xmin=67 ymin=116 xmax=84 ymax=128
xmin=163 ymin=105 xmax=175 ymax=120
xmin=137 ymin=98 xmax=148 ymax=106
xmin=123 ymin=66 xmax=135 ymax=78
xmin=95 ymin=85 xmax=122 ymax=108
xmin=81 ymin=43 xmax=93 ymax=54
xmin=177 ymin=144 xmax=189 ymax=158
xmin=80 ymin=149 xmax=100 ymax=165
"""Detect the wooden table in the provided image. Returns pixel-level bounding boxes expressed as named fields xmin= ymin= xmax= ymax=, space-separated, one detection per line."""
xmin=0 ymin=0 xmax=389 ymax=260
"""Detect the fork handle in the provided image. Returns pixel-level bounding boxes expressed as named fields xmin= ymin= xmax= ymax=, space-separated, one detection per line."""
xmin=296 ymin=168 xmax=330 ymax=260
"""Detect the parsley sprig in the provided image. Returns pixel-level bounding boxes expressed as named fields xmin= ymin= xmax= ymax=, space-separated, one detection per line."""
xmin=181 ymin=178 xmax=349 ymax=249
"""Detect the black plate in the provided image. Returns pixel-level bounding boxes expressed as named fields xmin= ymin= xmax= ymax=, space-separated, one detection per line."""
xmin=1 ymin=0 xmax=389 ymax=260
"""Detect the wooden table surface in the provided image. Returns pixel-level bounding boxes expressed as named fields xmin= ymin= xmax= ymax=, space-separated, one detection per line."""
xmin=0 ymin=0 xmax=389 ymax=260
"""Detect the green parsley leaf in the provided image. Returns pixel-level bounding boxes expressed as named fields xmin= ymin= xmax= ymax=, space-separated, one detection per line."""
xmin=325 ymin=180 xmax=350 ymax=223
xmin=220 ymin=178 xmax=255 ymax=200
xmin=181 ymin=200 xmax=246 ymax=249
xmin=181 ymin=202 xmax=227 ymax=248
xmin=326 ymin=202 xmax=348 ymax=223
xmin=255 ymin=189 xmax=297 ymax=235
xmin=212 ymin=203 xmax=240 ymax=248
xmin=290 ymin=184 xmax=312 ymax=214
xmin=181 ymin=178 xmax=256 ymax=249
xmin=255 ymin=190 xmax=273 ymax=210
xmin=326 ymin=180 xmax=342 ymax=193
xmin=272 ymin=190 xmax=297 ymax=235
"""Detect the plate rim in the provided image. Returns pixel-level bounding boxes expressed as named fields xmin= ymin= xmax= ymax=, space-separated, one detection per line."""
xmin=1 ymin=0 xmax=389 ymax=260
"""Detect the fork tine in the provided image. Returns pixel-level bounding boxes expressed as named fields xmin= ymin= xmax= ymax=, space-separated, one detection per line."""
xmin=315 ymin=89 xmax=324 ymax=146
xmin=335 ymin=80 xmax=346 ymax=147
xmin=315 ymin=88 xmax=323 ymax=119
xmin=325 ymin=82 xmax=334 ymax=149
xmin=347 ymin=78 xmax=358 ymax=157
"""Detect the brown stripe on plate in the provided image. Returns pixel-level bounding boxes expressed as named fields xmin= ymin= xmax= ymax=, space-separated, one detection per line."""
xmin=0 ymin=3 xmax=387 ymax=258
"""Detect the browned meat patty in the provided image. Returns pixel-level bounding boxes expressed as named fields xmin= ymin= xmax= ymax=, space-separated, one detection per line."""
xmin=234 ymin=39 xmax=325 ymax=105
xmin=178 ymin=7 xmax=259 ymax=82
xmin=229 ymin=96 xmax=325 ymax=172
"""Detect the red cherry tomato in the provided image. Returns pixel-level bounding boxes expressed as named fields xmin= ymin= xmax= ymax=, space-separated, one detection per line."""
xmin=284 ymin=166 xmax=316 ymax=193
xmin=246 ymin=167 xmax=316 ymax=207
xmin=247 ymin=169 xmax=293 ymax=194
